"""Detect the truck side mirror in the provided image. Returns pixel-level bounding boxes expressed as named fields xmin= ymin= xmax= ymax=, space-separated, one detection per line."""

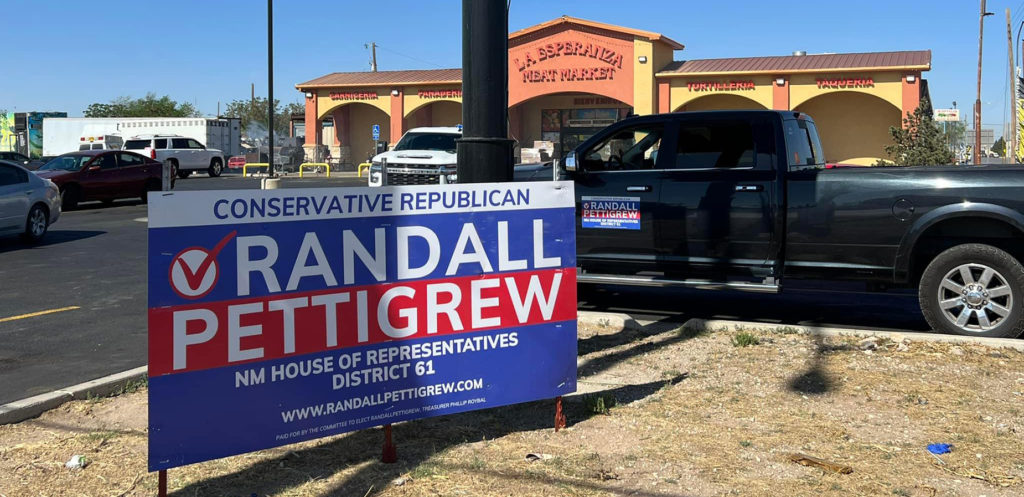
xmin=563 ymin=151 xmax=578 ymax=172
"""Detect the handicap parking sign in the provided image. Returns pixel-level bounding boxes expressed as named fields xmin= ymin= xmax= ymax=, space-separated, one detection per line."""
xmin=372 ymin=124 xmax=380 ymax=140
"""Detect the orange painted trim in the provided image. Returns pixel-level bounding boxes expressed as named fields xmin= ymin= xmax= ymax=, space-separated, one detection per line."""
xmin=509 ymin=15 xmax=684 ymax=50
xmin=658 ymin=81 xmax=670 ymax=113
xmin=656 ymin=65 xmax=931 ymax=78
xmin=772 ymin=78 xmax=789 ymax=110
xmin=901 ymin=73 xmax=920 ymax=122
xmin=390 ymin=89 xmax=404 ymax=143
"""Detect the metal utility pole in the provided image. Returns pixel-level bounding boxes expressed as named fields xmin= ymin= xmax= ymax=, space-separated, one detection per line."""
xmin=456 ymin=0 xmax=514 ymax=183
xmin=1008 ymin=9 xmax=1017 ymax=164
xmin=266 ymin=0 xmax=274 ymax=177
xmin=976 ymin=0 xmax=993 ymax=165
xmin=370 ymin=42 xmax=378 ymax=72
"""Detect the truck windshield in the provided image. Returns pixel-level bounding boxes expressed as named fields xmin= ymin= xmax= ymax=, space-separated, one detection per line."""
xmin=393 ymin=133 xmax=458 ymax=153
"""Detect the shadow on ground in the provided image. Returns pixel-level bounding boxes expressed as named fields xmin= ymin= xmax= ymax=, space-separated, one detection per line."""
xmin=171 ymin=322 xmax=695 ymax=497
xmin=0 ymin=230 xmax=105 ymax=253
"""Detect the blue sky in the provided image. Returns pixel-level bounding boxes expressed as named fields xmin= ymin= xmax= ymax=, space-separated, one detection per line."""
xmin=1 ymin=0 xmax=1020 ymax=133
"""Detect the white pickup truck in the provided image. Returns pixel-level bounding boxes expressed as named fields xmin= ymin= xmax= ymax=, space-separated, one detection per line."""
xmin=367 ymin=127 xmax=459 ymax=187
xmin=123 ymin=134 xmax=225 ymax=178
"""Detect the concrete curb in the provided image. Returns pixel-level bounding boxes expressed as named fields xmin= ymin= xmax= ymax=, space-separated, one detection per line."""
xmin=576 ymin=311 xmax=1024 ymax=351
xmin=0 ymin=366 xmax=147 ymax=425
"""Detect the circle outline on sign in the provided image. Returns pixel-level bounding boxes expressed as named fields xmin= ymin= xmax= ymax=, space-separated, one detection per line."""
xmin=168 ymin=246 xmax=222 ymax=300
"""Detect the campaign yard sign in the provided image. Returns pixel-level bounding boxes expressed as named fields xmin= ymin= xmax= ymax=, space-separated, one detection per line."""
xmin=147 ymin=182 xmax=577 ymax=471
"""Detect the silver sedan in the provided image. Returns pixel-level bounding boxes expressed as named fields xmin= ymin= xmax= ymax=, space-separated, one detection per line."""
xmin=0 ymin=160 xmax=61 ymax=242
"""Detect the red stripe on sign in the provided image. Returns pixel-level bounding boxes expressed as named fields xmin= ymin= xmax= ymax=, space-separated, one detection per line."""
xmin=149 ymin=268 xmax=576 ymax=376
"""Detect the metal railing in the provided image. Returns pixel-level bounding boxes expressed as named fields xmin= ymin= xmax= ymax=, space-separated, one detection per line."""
xmin=298 ymin=163 xmax=331 ymax=178
xmin=357 ymin=162 xmax=373 ymax=177
xmin=242 ymin=163 xmax=269 ymax=176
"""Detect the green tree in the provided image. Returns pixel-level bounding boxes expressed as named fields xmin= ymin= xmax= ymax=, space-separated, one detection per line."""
xmin=83 ymin=93 xmax=199 ymax=118
xmin=223 ymin=98 xmax=302 ymax=139
xmin=991 ymin=136 xmax=1006 ymax=156
xmin=878 ymin=96 xmax=954 ymax=166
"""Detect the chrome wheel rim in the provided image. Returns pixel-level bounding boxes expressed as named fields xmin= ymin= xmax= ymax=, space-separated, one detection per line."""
xmin=30 ymin=209 xmax=46 ymax=237
xmin=937 ymin=263 xmax=1013 ymax=333
xmin=213 ymin=162 xmax=222 ymax=174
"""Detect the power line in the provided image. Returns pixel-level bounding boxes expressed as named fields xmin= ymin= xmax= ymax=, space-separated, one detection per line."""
xmin=373 ymin=44 xmax=448 ymax=69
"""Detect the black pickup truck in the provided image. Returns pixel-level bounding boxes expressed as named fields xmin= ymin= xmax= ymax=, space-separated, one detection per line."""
xmin=555 ymin=110 xmax=1024 ymax=338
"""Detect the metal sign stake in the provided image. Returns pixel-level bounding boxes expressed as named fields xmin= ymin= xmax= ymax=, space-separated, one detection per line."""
xmin=381 ymin=424 xmax=397 ymax=463
xmin=554 ymin=396 xmax=567 ymax=432
xmin=157 ymin=469 xmax=167 ymax=497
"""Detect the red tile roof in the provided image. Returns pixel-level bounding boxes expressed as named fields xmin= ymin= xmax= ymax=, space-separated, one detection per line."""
xmin=297 ymin=69 xmax=462 ymax=89
xmin=658 ymin=50 xmax=931 ymax=76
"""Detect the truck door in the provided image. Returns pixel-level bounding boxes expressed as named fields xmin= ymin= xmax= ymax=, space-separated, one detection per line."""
xmin=572 ymin=120 xmax=668 ymax=277
xmin=656 ymin=115 xmax=779 ymax=282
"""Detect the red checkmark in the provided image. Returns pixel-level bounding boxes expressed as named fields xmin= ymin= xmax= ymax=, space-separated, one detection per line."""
xmin=174 ymin=231 xmax=237 ymax=292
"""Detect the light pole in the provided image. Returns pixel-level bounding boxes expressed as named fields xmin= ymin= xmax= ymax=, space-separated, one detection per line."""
xmin=976 ymin=0 xmax=994 ymax=165
xmin=268 ymin=0 xmax=275 ymax=177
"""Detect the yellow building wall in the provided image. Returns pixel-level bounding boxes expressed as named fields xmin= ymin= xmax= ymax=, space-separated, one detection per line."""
xmin=668 ymin=75 xmax=774 ymax=111
xmin=348 ymin=105 xmax=391 ymax=164
xmin=431 ymin=101 xmax=462 ymax=127
xmin=317 ymin=89 xmax=390 ymax=119
xmin=794 ymin=91 xmax=901 ymax=165
xmin=402 ymin=86 xmax=463 ymax=117
xmin=789 ymin=72 xmax=903 ymax=110
xmin=633 ymin=40 xmax=655 ymax=116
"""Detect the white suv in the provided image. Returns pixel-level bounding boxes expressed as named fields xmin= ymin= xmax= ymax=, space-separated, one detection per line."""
xmin=123 ymin=135 xmax=225 ymax=178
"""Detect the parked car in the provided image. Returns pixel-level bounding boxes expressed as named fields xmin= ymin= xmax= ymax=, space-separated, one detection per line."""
xmin=227 ymin=155 xmax=246 ymax=169
xmin=122 ymin=135 xmax=225 ymax=178
xmin=25 ymin=156 xmax=56 ymax=171
xmin=0 ymin=152 xmax=31 ymax=167
xmin=34 ymin=150 xmax=165 ymax=210
xmin=553 ymin=110 xmax=1024 ymax=338
xmin=0 ymin=160 xmax=60 ymax=242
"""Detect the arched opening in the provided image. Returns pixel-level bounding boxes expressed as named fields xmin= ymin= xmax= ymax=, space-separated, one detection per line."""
xmin=509 ymin=92 xmax=631 ymax=161
xmin=405 ymin=101 xmax=462 ymax=129
xmin=674 ymin=94 xmax=767 ymax=112
xmin=321 ymin=103 xmax=391 ymax=167
xmin=794 ymin=92 xmax=901 ymax=165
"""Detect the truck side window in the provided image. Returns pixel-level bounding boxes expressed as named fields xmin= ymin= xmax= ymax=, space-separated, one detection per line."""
xmin=154 ymin=139 xmax=168 ymax=149
xmin=581 ymin=124 xmax=664 ymax=172
xmin=784 ymin=120 xmax=823 ymax=169
xmin=672 ymin=121 xmax=758 ymax=170
xmin=171 ymin=138 xmax=189 ymax=149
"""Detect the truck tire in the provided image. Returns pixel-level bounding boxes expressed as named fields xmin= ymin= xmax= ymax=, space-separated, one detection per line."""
xmin=208 ymin=158 xmax=223 ymax=177
xmin=919 ymin=243 xmax=1024 ymax=338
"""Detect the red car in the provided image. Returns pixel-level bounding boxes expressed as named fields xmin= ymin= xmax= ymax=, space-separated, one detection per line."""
xmin=227 ymin=156 xmax=246 ymax=169
xmin=35 ymin=150 xmax=167 ymax=210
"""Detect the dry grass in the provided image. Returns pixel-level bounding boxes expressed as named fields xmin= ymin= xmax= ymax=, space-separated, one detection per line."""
xmin=1 ymin=323 xmax=1022 ymax=497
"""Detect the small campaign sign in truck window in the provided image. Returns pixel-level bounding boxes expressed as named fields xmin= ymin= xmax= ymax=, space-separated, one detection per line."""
xmin=581 ymin=196 xmax=640 ymax=230
xmin=147 ymin=182 xmax=577 ymax=471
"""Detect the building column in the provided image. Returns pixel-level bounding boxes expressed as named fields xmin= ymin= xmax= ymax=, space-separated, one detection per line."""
xmin=772 ymin=77 xmax=790 ymax=110
xmin=657 ymin=80 xmax=671 ymax=113
xmin=901 ymin=73 xmax=921 ymax=123
xmin=304 ymin=93 xmax=319 ymax=147
xmin=390 ymin=89 xmax=404 ymax=144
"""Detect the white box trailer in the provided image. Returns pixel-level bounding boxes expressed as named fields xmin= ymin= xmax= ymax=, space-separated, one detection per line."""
xmin=42 ymin=117 xmax=242 ymax=157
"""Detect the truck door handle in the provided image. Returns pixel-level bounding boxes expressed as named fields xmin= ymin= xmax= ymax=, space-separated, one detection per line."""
xmin=735 ymin=185 xmax=763 ymax=192
xmin=626 ymin=185 xmax=652 ymax=192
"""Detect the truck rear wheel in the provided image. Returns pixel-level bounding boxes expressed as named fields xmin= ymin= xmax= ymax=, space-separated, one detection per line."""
xmin=919 ymin=243 xmax=1024 ymax=338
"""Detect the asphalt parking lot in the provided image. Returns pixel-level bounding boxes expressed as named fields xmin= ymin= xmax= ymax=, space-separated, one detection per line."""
xmin=0 ymin=172 xmax=929 ymax=405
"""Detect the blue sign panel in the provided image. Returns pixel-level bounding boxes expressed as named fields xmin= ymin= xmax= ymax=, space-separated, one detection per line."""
xmin=147 ymin=183 xmax=577 ymax=470
xmin=372 ymin=124 xmax=381 ymax=140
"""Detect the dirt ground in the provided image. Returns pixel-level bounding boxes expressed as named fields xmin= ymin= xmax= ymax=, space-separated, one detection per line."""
xmin=1 ymin=321 xmax=1022 ymax=497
